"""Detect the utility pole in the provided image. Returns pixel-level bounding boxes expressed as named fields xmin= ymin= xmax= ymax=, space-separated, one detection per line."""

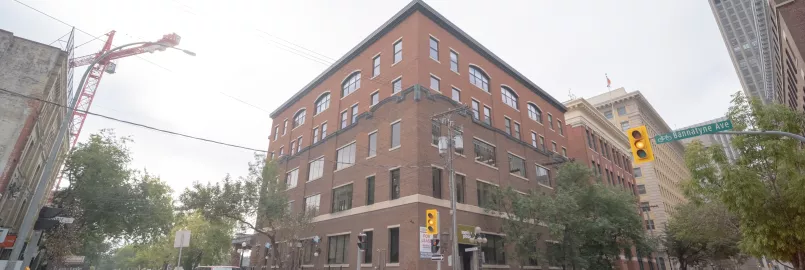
xmin=433 ymin=105 xmax=470 ymax=270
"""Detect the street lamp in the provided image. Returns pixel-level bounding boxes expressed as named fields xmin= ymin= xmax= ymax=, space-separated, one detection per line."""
xmin=240 ymin=242 xmax=247 ymax=269
xmin=3 ymin=39 xmax=195 ymax=270
xmin=468 ymin=227 xmax=488 ymax=270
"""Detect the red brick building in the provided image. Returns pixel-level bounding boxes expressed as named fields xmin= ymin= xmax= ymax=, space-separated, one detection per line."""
xmin=261 ymin=1 xmax=572 ymax=269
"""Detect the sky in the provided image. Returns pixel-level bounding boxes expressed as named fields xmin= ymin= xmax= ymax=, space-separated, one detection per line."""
xmin=0 ymin=0 xmax=742 ymax=195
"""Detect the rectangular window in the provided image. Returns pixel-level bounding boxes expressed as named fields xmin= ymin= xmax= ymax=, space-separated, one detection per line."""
xmin=279 ymin=146 xmax=284 ymax=156
xmin=290 ymin=141 xmax=296 ymax=155
xmin=368 ymin=132 xmax=377 ymax=157
xmin=531 ymin=132 xmax=537 ymax=147
xmin=286 ymin=168 xmax=299 ymax=189
xmin=431 ymin=121 xmax=441 ymax=145
xmin=483 ymin=106 xmax=492 ymax=125
xmin=536 ymin=165 xmax=550 ymax=187
xmin=370 ymin=92 xmax=379 ymax=106
xmin=513 ymin=122 xmax=521 ymax=140
xmin=332 ymin=184 xmax=353 ymax=213
xmin=508 ymin=154 xmax=526 ymax=178
xmin=455 ymin=174 xmax=465 ymax=203
xmin=321 ymin=123 xmax=328 ymax=138
xmin=327 ymin=234 xmax=349 ymax=264
xmin=604 ymin=110 xmax=613 ymax=119
xmin=393 ymin=40 xmax=402 ymax=63
xmin=504 ymin=118 xmax=512 ymax=135
xmin=390 ymin=168 xmax=401 ymax=200
xmin=617 ymin=106 xmax=627 ymax=116
xmin=621 ymin=121 xmax=630 ymax=131
xmin=640 ymin=202 xmax=651 ymax=212
xmin=312 ymin=128 xmax=319 ymax=144
xmin=351 ymin=104 xmax=359 ymax=124
xmin=430 ymin=75 xmax=440 ymax=91
xmin=302 ymin=240 xmax=315 ymax=264
xmin=366 ymin=176 xmax=375 ymax=205
xmin=552 ymin=141 xmax=557 ymax=152
xmin=592 ymin=134 xmax=598 ymax=151
xmin=482 ymin=235 xmax=506 ymax=265
xmin=586 ymin=130 xmax=593 ymax=149
xmin=473 ymin=139 xmax=496 ymax=167
xmin=557 ymin=120 xmax=563 ymax=135
xmin=634 ymin=167 xmax=642 ymax=177
xmin=393 ymin=78 xmax=402 ymax=93
xmin=341 ymin=111 xmax=348 ymax=129
xmin=471 ymin=100 xmax=480 ymax=120
xmin=372 ymin=55 xmax=381 ymax=77
xmin=429 ymin=37 xmax=439 ymax=60
xmin=336 ymin=142 xmax=356 ymax=170
xmin=432 ymin=167 xmax=442 ymax=199
xmin=646 ymin=219 xmax=655 ymax=230
xmin=297 ymin=137 xmax=302 ymax=153
xmin=364 ymin=231 xmax=374 ymax=263
xmin=477 ymin=181 xmax=494 ymax=207
xmin=304 ymin=194 xmax=320 ymax=216
xmin=539 ymin=136 xmax=545 ymax=150
xmin=562 ymin=147 xmax=567 ymax=157
xmin=450 ymin=50 xmax=458 ymax=72
xmin=308 ymin=157 xmax=324 ymax=181
xmin=451 ymin=87 xmax=460 ymax=102
xmin=606 ymin=169 xmax=611 ymax=184
xmin=283 ymin=120 xmax=288 ymax=135
xmin=273 ymin=126 xmax=279 ymax=141
xmin=391 ymin=121 xmax=401 ymax=148
xmin=547 ymin=114 xmax=553 ymax=129
xmin=389 ymin=227 xmax=400 ymax=263
xmin=637 ymin=184 xmax=646 ymax=194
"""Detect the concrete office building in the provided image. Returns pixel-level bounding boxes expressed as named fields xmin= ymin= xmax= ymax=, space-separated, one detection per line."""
xmin=588 ymin=88 xmax=690 ymax=270
xmin=260 ymin=1 xmax=575 ymax=269
xmin=679 ymin=116 xmax=740 ymax=164
xmin=0 ymin=29 xmax=70 ymax=253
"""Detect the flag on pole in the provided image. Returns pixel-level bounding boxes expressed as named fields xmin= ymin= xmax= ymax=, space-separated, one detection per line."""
xmin=606 ymin=74 xmax=611 ymax=88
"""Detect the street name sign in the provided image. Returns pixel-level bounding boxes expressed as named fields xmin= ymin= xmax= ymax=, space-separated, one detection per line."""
xmin=465 ymin=247 xmax=478 ymax=252
xmin=431 ymin=254 xmax=444 ymax=261
xmin=654 ymin=119 xmax=733 ymax=144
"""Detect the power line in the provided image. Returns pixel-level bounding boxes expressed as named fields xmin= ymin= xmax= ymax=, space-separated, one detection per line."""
xmin=0 ymin=87 xmax=267 ymax=153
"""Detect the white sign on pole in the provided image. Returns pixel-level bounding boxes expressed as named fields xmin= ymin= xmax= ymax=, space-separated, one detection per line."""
xmin=0 ymin=228 xmax=9 ymax=243
xmin=419 ymin=226 xmax=435 ymax=259
xmin=174 ymin=230 xmax=191 ymax=248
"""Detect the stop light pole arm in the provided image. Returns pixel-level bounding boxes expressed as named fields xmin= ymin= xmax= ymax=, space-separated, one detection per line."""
xmin=717 ymin=131 xmax=805 ymax=143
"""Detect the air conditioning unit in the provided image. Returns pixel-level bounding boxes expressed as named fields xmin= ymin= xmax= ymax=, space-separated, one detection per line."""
xmin=438 ymin=137 xmax=449 ymax=154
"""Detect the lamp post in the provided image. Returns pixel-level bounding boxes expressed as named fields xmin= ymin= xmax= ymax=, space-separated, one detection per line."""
xmin=467 ymin=226 xmax=488 ymax=270
xmin=240 ymin=242 xmax=247 ymax=269
xmin=4 ymin=40 xmax=195 ymax=270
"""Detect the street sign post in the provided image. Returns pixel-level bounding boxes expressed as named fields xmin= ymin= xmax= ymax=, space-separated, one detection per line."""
xmin=654 ymin=119 xmax=733 ymax=144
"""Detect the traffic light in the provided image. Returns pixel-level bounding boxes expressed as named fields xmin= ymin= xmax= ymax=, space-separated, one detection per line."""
xmin=425 ymin=209 xmax=439 ymax=235
xmin=627 ymin=125 xmax=655 ymax=164
xmin=357 ymin=233 xmax=367 ymax=250
xmin=431 ymin=239 xmax=441 ymax=254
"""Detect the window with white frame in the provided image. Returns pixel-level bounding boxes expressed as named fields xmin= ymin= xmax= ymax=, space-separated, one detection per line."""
xmin=452 ymin=87 xmax=460 ymax=102
xmin=531 ymin=132 xmax=537 ymax=147
xmin=336 ymin=143 xmax=356 ymax=170
xmin=393 ymin=40 xmax=402 ymax=63
xmin=469 ymin=66 xmax=489 ymax=92
xmin=368 ymin=132 xmax=377 ymax=157
xmin=483 ymin=106 xmax=492 ymax=125
xmin=351 ymin=104 xmax=359 ymax=123
xmin=372 ymin=55 xmax=381 ymax=77
xmin=557 ymin=120 xmax=564 ymax=135
xmin=473 ymin=139 xmax=496 ymax=167
xmin=536 ymin=165 xmax=550 ymax=186
xmin=308 ymin=157 xmax=324 ymax=181
xmin=429 ymin=37 xmax=439 ymax=60
xmin=509 ymin=154 xmax=526 ymax=178
xmin=332 ymin=184 xmax=353 ymax=213
xmin=303 ymin=194 xmax=320 ymax=216
xmin=391 ymin=121 xmax=401 ymax=148
xmin=513 ymin=122 xmax=521 ymax=140
xmin=501 ymin=86 xmax=518 ymax=109
xmin=450 ymin=50 xmax=458 ymax=72
xmin=342 ymin=72 xmax=361 ymax=97
xmin=528 ymin=104 xmax=542 ymax=123
xmin=430 ymin=75 xmax=440 ymax=91
xmin=341 ymin=111 xmax=348 ymax=129
xmin=471 ymin=100 xmax=480 ymax=120
xmin=313 ymin=127 xmax=319 ymax=144
xmin=286 ymin=168 xmax=299 ymax=189
xmin=547 ymin=114 xmax=553 ymax=129
xmin=315 ymin=93 xmax=330 ymax=114
xmin=370 ymin=91 xmax=379 ymax=106
xmin=321 ymin=123 xmax=327 ymax=138
xmin=393 ymin=78 xmax=402 ymax=93
xmin=621 ymin=121 xmax=630 ymax=131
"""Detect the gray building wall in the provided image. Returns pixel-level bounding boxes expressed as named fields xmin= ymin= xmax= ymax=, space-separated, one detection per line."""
xmin=0 ymin=29 xmax=70 ymax=235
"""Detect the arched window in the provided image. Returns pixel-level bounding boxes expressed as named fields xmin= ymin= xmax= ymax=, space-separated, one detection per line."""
xmin=293 ymin=109 xmax=306 ymax=128
xmin=528 ymin=103 xmax=542 ymax=123
xmin=468 ymin=66 xmax=489 ymax=92
xmin=342 ymin=72 xmax=361 ymax=97
xmin=315 ymin=93 xmax=330 ymax=114
xmin=501 ymin=86 xmax=518 ymax=109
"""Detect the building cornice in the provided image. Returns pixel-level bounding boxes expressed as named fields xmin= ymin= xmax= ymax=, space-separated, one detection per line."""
xmin=564 ymin=98 xmax=629 ymax=150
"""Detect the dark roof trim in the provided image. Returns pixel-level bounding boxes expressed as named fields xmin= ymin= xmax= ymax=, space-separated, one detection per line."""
xmin=270 ymin=0 xmax=565 ymax=118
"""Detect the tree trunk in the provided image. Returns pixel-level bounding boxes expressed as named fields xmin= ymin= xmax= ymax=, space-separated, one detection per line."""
xmin=791 ymin=251 xmax=805 ymax=270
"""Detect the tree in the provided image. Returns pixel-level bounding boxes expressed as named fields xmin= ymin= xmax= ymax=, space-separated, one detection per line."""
xmin=486 ymin=162 xmax=651 ymax=270
xmin=53 ymin=130 xmax=175 ymax=263
xmin=180 ymin=155 xmax=314 ymax=269
xmin=684 ymin=92 xmax=805 ymax=269
xmin=661 ymin=202 xmax=742 ymax=270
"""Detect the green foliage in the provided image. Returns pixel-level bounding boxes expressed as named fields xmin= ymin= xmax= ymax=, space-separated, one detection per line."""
xmin=684 ymin=92 xmax=805 ymax=268
xmin=180 ymin=155 xmax=314 ymax=269
xmin=486 ymin=162 xmax=650 ymax=270
xmin=55 ymin=130 xmax=175 ymax=262
xmin=662 ymin=202 xmax=742 ymax=270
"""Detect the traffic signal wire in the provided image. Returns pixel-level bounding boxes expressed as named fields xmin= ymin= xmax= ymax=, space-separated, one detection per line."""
xmin=0 ymin=87 xmax=267 ymax=153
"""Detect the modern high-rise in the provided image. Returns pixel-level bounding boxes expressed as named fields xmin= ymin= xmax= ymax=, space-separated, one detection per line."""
xmin=0 ymin=29 xmax=70 ymax=252
xmin=261 ymin=1 xmax=573 ymax=269
xmin=588 ymin=88 xmax=690 ymax=270
xmin=679 ymin=116 xmax=740 ymax=164
xmin=709 ymin=0 xmax=805 ymax=111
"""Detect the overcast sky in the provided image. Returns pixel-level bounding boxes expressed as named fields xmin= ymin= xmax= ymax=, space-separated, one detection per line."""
xmin=0 ymin=0 xmax=741 ymax=194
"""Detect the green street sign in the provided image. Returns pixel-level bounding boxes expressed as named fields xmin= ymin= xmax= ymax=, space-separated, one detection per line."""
xmin=654 ymin=119 xmax=733 ymax=144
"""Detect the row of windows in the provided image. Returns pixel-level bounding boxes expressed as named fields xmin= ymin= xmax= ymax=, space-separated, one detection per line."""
xmin=584 ymin=128 xmax=631 ymax=171
xmin=590 ymin=159 xmax=636 ymax=196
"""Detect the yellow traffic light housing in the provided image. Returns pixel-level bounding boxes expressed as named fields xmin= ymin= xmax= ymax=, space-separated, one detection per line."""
xmin=627 ymin=125 xmax=655 ymax=165
xmin=426 ymin=209 xmax=439 ymax=235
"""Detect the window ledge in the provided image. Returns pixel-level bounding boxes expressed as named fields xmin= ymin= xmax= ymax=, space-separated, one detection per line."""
xmin=475 ymin=160 xmax=499 ymax=170
xmin=481 ymin=265 xmax=510 ymax=269
xmin=538 ymin=183 xmax=554 ymax=189
xmin=307 ymin=177 xmax=321 ymax=183
xmin=325 ymin=264 xmax=349 ymax=268
xmin=386 ymin=263 xmax=400 ymax=267
xmin=340 ymin=90 xmax=358 ymax=100
xmin=510 ymin=173 xmax=529 ymax=181
xmin=392 ymin=60 xmax=402 ymax=67
xmin=370 ymin=75 xmax=380 ymax=80
xmin=333 ymin=164 xmax=354 ymax=173
xmin=522 ymin=266 xmax=541 ymax=270
xmin=452 ymin=70 xmax=460 ymax=75
xmin=389 ymin=145 xmax=401 ymax=151
xmin=366 ymin=155 xmax=377 ymax=160
xmin=302 ymin=265 xmax=314 ymax=268
xmin=361 ymin=263 xmax=373 ymax=267
xmin=431 ymin=57 xmax=441 ymax=63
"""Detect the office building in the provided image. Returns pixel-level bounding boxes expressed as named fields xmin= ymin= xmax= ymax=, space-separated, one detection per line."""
xmin=261 ymin=1 xmax=572 ymax=269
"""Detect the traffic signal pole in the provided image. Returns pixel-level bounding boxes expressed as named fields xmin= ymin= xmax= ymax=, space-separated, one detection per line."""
xmin=717 ymin=130 xmax=805 ymax=143
xmin=433 ymin=105 xmax=469 ymax=270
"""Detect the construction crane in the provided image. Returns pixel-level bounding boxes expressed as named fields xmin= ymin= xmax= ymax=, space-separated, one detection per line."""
xmin=51 ymin=30 xmax=184 ymax=198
